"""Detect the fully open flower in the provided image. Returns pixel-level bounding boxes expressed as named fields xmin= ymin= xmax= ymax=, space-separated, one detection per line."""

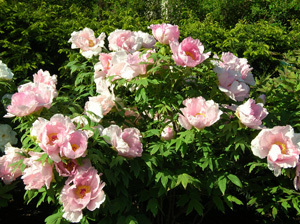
xmin=236 ymin=98 xmax=268 ymax=129
xmin=22 ymin=152 xmax=54 ymax=190
xmin=108 ymin=29 xmax=143 ymax=53
xmin=170 ymin=37 xmax=211 ymax=67
xmin=214 ymin=52 xmax=255 ymax=102
xmin=102 ymin=125 xmax=143 ymax=158
xmin=251 ymin=125 xmax=300 ymax=176
xmin=68 ymin=27 xmax=106 ymax=58
xmin=178 ymin=96 xmax=223 ymax=130
xmin=60 ymin=159 xmax=105 ymax=223
xmin=4 ymin=69 xmax=57 ymax=118
xmin=31 ymin=114 xmax=76 ymax=162
xmin=60 ymin=130 xmax=88 ymax=159
xmin=0 ymin=143 xmax=25 ymax=184
xmin=149 ymin=23 xmax=180 ymax=44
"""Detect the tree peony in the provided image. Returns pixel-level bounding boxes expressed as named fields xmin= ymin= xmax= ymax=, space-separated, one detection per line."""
xmin=178 ymin=96 xmax=223 ymax=130
xmin=251 ymin=125 xmax=300 ymax=176
xmin=68 ymin=27 xmax=106 ymax=58
xmin=170 ymin=37 xmax=211 ymax=67
xmin=102 ymin=125 xmax=143 ymax=158
xmin=55 ymin=159 xmax=79 ymax=177
xmin=0 ymin=143 xmax=25 ymax=184
xmin=60 ymin=159 xmax=106 ymax=223
xmin=149 ymin=23 xmax=180 ymax=44
xmin=236 ymin=98 xmax=268 ymax=129
xmin=22 ymin=151 xmax=54 ymax=190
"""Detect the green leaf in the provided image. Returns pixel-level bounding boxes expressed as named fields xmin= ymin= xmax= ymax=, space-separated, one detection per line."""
xmin=227 ymin=174 xmax=242 ymax=188
xmin=45 ymin=211 xmax=64 ymax=224
xmin=187 ymin=199 xmax=203 ymax=215
xmin=218 ymin=176 xmax=227 ymax=195
xmin=213 ymin=196 xmax=225 ymax=213
xmin=146 ymin=198 xmax=158 ymax=216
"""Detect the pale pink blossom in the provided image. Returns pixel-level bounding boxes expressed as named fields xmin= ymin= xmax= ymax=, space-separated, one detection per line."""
xmin=149 ymin=23 xmax=180 ymax=44
xmin=60 ymin=159 xmax=105 ymax=223
xmin=102 ymin=125 xmax=143 ymax=158
xmin=69 ymin=28 xmax=106 ymax=58
xmin=22 ymin=152 xmax=54 ymax=190
xmin=4 ymin=70 xmax=57 ymax=118
xmin=251 ymin=125 xmax=300 ymax=176
xmin=236 ymin=98 xmax=268 ymax=129
xmin=84 ymin=97 xmax=104 ymax=122
xmin=108 ymin=29 xmax=143 ymax=53
xmin=31 ymin=114 xmax=76 ymax=162
xmin=178 ymin=96 xmax=223 ymax=130
xmin=161 ymin=123 xmax=175 ymax=141
xmin=106 ymin=51 xmax=151 ymax=81
xmin=214 ymin=52 xmax=255 ymax=102
xmin=55 ymin=159 xmax=79 ymax=177
xmin=170 ymin=37 xmax=211 ymax=67
xmin=0 ymin=143 xmax=25 ymax=184
xmin=134 ymin=31 xmax=156 ymax=48
xmin=60 ymin=130 xmax=88 ymax=159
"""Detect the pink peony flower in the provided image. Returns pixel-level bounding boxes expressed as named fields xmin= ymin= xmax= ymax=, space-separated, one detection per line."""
xmin=60 ymin=130 xmax=88 ymax=159
xmin=108 ymin=29 xmax=143 ymax=53
xmin=178 ymin=96 xmax=223 ymax=130
xmin=55 ymin=159 xmax=79 ymax=177
xmin=236 ymin=98 xmax=268 ymax=129
xmin=251 ymin=125 xmax=300 ymax=176
xmin=102 ymin=125 xmax=143 ymax=158
xmin=170 ymin=37 xmax=211 ymax=67
xmin=4 ymin=69 xmax=57 ymax=118
xmin=213 ymin=52 xmax=255 ymax=102
xmin=161 ymin=124 xmax=175 ymax=141
xmin=60 ymin=159 xmax=106 ymax=223
xmin=22 ymin=152 xmax=54 ymax=190
xmin=31 ymin=114 xmax=76 ymax=162
xmin=68 ymin=27 xmax=106 ymax=58
xmin=0 ymin=143 xmax=25 ymax=184
xmin=149 ymin=23 xmax=180 ymax=44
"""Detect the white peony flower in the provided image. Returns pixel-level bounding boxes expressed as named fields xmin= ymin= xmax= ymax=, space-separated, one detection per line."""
xmin=0 ymin=124 xmax=18 ymax=151
xmin=0 ymin=60 xmax=14 ymax=80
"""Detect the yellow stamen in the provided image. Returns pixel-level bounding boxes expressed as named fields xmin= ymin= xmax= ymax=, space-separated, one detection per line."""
xmin=185 ymin=51 xmax=195 ymax=60
xmin=75 ymin=185 xmax=91 ymax=198
xmin=195 ymin=112 xmax=205 ymax=117
xmin=89 ymin=40 xmax=95 ymax=47
xmin=71 ymin=144 xmax=79 ymax=152
xmin=274 ymin=141 xmax=287 ymax=154
xmin=48 ymin=133 xmax=58 ymax=145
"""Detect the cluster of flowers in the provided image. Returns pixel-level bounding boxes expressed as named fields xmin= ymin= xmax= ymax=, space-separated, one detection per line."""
xmin=1 ymin=23 xmax=300 ymax=223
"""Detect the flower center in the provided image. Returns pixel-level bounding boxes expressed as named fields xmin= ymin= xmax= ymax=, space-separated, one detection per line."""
xmin=76 ymin=185 xmax=91 ymax=198
xmin=274 ymin=141 xmax=287 ymax=154
xmin=185 ymin=51 xmax=195 ymax=60
xmin=71 ymin=144 xmax=79 ymax=152
xmin=63 ymin=161 xmax=75 ymax=172
xmin=89 ymin=40 xmax=95 ymax=47
xmin=195 ymin=112 xmax=205 ymax=117
xmin=48 ymin=133 xmax=58 ymax=145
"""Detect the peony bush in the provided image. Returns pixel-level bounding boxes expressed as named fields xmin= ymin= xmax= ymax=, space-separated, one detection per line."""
xmin=0 ymin=23 xmax=300 ymax=223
